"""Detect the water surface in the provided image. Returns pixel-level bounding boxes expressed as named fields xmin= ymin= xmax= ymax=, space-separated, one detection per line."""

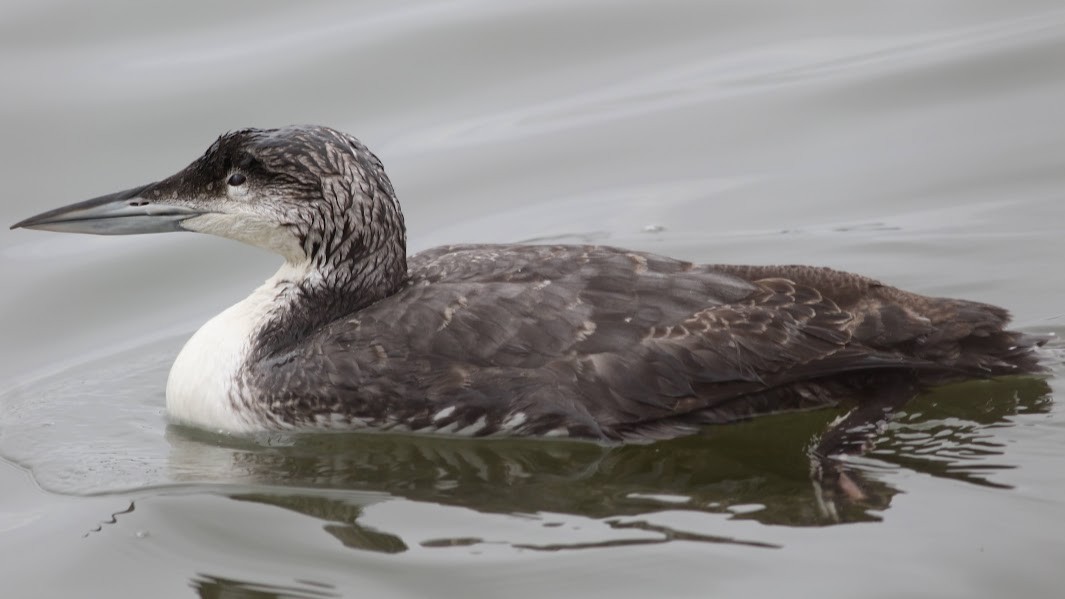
xmin=3 ymin=1 xmax=1065 ymax=597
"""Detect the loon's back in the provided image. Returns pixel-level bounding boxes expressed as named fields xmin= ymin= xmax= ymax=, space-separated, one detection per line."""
xmin=240 ymin=244 xmax=1045 ymax=441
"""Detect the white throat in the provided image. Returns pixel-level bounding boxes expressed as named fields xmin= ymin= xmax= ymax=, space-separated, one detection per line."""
xmin=165 ymin=259 xmax=312 ymax=433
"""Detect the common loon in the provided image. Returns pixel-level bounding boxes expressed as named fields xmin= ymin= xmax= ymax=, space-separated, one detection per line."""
xmin=11 ymin=125 xmax=1047 ymax=441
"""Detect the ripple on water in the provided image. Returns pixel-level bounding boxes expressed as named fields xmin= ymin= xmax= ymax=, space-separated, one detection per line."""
xmin=0 ymin=337 xmax=180 ymax=494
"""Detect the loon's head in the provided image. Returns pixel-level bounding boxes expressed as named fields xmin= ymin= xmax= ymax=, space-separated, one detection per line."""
xmin=11 ymin=126 xmax=406 ymax=269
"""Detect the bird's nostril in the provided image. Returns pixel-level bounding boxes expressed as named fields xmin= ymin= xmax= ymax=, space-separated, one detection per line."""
xmin=129 ymin=200 xmax=150 ymax=207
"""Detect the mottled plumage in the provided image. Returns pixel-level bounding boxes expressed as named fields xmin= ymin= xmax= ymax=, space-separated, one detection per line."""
xmin=11 ymin=125 xmax=1047 ymax=442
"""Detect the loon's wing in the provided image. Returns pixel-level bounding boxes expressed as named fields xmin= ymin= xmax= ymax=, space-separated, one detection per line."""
xmin=261 ymin=245 xmax=1042 ymax=441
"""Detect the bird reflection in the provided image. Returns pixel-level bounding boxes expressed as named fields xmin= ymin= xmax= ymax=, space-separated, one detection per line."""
xmin=190 ymin=574 xmax=339 ymax=599
xmin=164 ymin=376 xmax=1051 ymax=554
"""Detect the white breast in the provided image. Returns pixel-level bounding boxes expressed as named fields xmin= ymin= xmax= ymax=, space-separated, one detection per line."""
xmin=166 ymin=261 xmax=310 ymax=433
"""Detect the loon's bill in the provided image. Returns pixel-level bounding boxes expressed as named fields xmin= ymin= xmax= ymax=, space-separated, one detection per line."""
xmin=12 ymin=183 xmax=206 ymax=235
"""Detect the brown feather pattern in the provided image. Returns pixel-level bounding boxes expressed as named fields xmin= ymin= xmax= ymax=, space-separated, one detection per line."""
xmin=250 ymin=240 xmax=1046 ymax=441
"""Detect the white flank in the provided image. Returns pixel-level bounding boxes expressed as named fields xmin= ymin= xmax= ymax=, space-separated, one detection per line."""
xmin=455 ymin=415 xmax=487 ymax=436
xmin=501 ymin=412 xmax=528 ymax=431
xmin=433 ymin=406 xmax=457 ymax=421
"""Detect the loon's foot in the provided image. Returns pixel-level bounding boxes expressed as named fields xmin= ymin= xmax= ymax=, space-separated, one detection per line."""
xmin=807 ymin=378 xmax=918 ymax=521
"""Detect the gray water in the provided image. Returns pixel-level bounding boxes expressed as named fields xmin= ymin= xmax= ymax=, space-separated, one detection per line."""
xmin=3 ymin=1 xmax=1065 ymax=597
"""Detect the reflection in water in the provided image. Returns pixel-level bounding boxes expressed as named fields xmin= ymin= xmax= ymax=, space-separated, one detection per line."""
xmin=191 ymin=574 xmax=339 ymax=599
xmin=872 ymin=378 xmax=1054 ymax=488
xmin=0 ymin=332 xmax=1052 ymax=554
xmin=160 ymin=376 xmax=1051 ymax=554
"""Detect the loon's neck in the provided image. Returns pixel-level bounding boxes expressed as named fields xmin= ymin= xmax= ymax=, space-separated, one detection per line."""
xmin=165 ymin=246 xmax=408 ymax=433
xmin=249 ymin=243 xmax=409 ymax=361
xmin=166 ymin=260 xmax=312 ymax=432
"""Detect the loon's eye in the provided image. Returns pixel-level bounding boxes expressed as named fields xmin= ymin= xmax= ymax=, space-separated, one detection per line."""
xmin=228 ymin=173 xmax=247 ymax=187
